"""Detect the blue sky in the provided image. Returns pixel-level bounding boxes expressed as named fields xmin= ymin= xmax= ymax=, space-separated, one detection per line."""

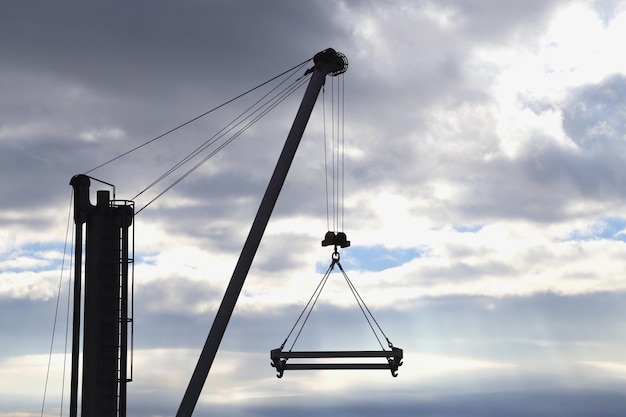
xmin=2 ymin=1 xmax=626 ymax=416
xmin=318 ymin=245 xmax=422 ymax=272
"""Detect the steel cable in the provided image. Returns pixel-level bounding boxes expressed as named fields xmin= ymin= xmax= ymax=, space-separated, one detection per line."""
xmin=281 ymin=261 xmax=335 ymax=351
xmin=135 ymin=74 xmax=310 ymax=214
xmin=84 ymin=58 xmax=312 ymax=175
xmin=132 ymin=67 xmax=309 ymax=202
xmin=338 ymin=262 xmax=392 ymax=349
xmin=41 ymin=191 xmax=74 ymax=417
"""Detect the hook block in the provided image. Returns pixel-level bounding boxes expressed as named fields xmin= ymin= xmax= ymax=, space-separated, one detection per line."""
xmin=321 ymin=231 xmax=351 ymax=248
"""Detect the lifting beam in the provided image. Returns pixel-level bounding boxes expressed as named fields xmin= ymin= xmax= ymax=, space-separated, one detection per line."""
xmin=271 ymin=347 xmax=403 ymax=378
xmin=270 ymin=247 xmax=403 ymax=379
xmin=175 ymin=48 xmax=348 ymax=417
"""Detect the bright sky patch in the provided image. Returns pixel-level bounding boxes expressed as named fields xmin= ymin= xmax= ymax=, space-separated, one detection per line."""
xmin=316 ymin=245 xmax=422 ymax=273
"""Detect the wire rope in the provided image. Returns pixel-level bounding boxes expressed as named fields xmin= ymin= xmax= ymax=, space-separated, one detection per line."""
xmin=288 ymin=266 xmax=333 ymax=351
xmin=132 ymin=66 xmax=309 ymax=202
xmin=136 ymin=74 xmax=310 ymax=213
xmin=280 ymin=261 xmax=335 ymax=351
xmin=321 ymin=73 xmax=347 ymax=234
xmin=331 ymin=77 xmax=337 ymax=232
xmin=332 ymin=77 xmax=340 ymax=230
xmin=41 ymin=191 xmax=73 ymax=417
xmin=135 ymin=74 xmax=310 ymax=214
xmin=338 ymin=262 xmax=392 ymax=349
xmin=338 ymin=73 xmax=346 ymax=232
xmin=83 ymin=59 xmax=312 ymax=175
xmin=280 ymin=257 xmax=393 ymax=353
xmin=322 ymin=86 xmax=330 ymax=231
xmin=60 ymin=222 xmax=74 ymax=417
xmin=340 ymin=74 xmax=346 ymax=232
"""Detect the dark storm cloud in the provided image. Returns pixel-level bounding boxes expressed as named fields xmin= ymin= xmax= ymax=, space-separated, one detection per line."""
xmin=0 ymin=137 xmax=82 ymax=207
xmin=0 ymin=0 xmax=336 ymax=95
xmin=0 ymin=0 xmax=572 ymax=228
xmin=0 ymin=0 xmax=347 ymax=222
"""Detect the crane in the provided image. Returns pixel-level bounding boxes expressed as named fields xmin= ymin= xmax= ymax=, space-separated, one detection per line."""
xmin=175 ymin=47 xmax=348 ymax=417
xmin=68 ymin=48 xmax=400 ymax=417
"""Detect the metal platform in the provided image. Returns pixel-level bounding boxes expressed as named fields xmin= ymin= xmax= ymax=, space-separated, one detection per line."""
xmin=271 ymin=347 xmax=403 ymax=378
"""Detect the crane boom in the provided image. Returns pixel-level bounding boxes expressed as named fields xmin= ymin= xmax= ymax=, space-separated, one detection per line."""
xmin=175 ymin=48 xmax=348 ymax=417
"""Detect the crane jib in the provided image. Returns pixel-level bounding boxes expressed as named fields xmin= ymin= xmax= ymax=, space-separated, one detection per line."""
xmin=175 ymin=48 xmax=349 ymax=417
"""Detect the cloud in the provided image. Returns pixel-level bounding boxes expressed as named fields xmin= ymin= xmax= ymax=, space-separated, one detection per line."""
xmin=563 ymin=74 xmax=626 ymax=149
xmin=3 ymin=0 xmax=626 ymax=415
xmin=8 ymin=289 xmax=626 ymax=415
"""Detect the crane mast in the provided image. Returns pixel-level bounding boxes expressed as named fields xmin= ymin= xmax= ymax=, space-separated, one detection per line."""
xmin=69 ymin=175 xmax=134 ymax=417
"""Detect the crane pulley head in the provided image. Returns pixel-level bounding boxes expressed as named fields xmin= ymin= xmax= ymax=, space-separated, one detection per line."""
xmin=322 ymin=231 xmax=351 ymax=248
xmin=308 ymin=48 xmax=348 ymax=77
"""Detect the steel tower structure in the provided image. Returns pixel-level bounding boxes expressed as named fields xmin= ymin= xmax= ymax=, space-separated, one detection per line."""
xmin=69 ymin=174 xmax=134 ymax=417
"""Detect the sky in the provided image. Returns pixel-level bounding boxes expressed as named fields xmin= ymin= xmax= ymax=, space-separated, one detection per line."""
xmin=1 ymin=0 xmax=626 ymax=416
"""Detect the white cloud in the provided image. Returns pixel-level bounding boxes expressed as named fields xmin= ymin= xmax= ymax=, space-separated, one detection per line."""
xmin=78 ymin=127 xmax=126 ymax=142
xmin=0 ymin=270 xmax=61 ymax=300
xmin=582 ymin=360 xmax=626 ymax=379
